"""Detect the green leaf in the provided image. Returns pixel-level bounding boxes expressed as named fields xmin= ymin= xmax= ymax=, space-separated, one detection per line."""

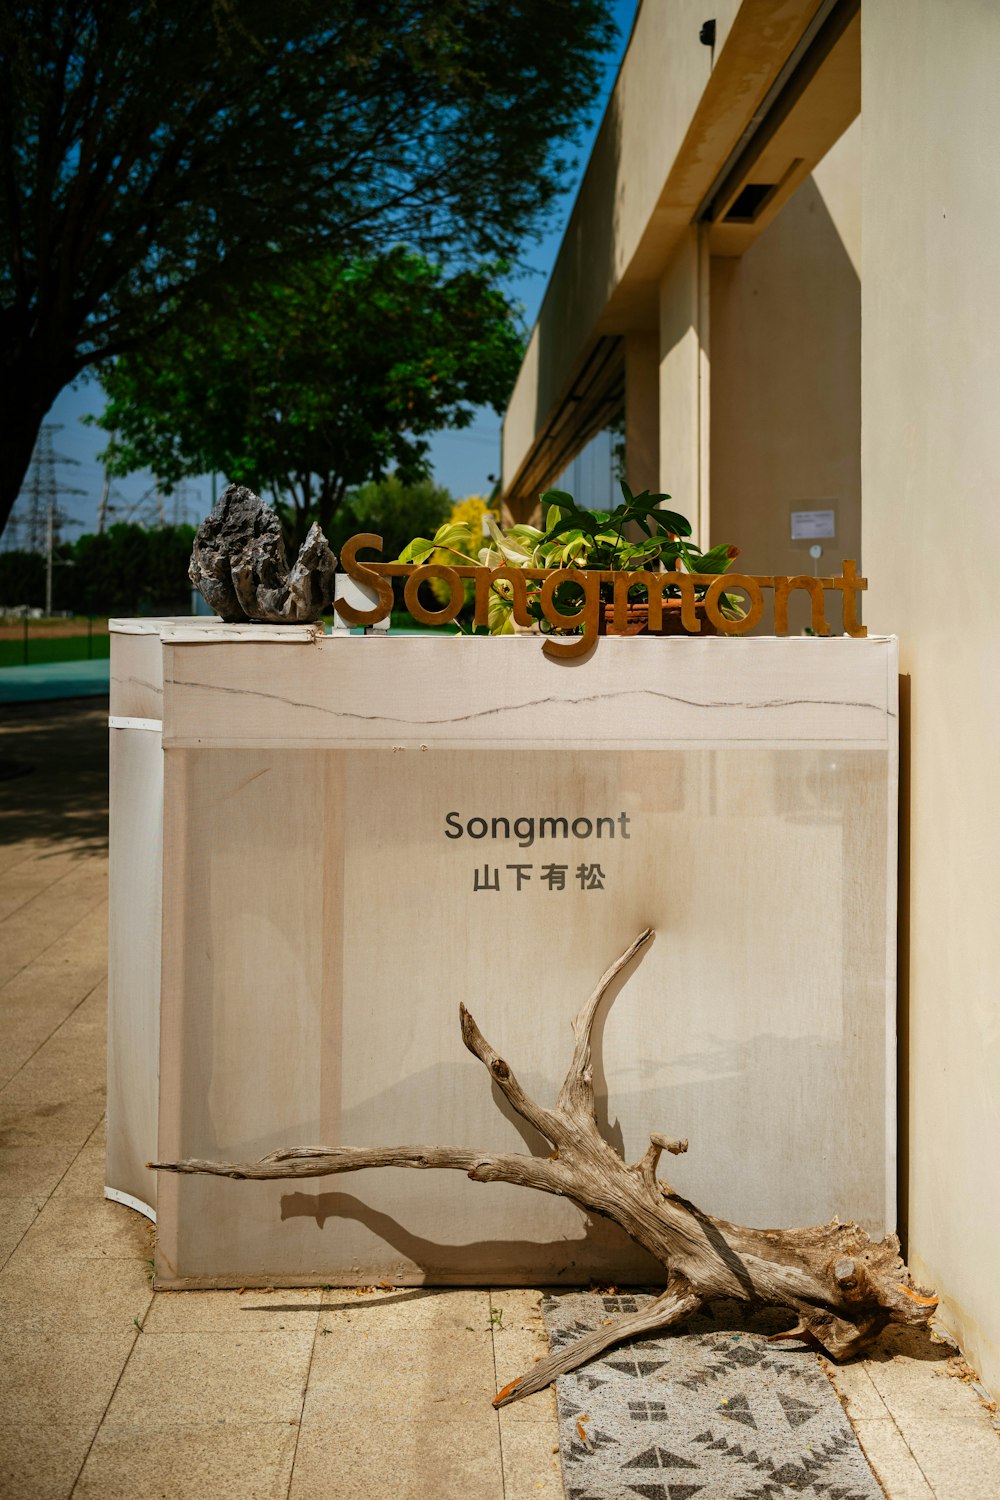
xmin=484 ymin=514 xmax=533 ymax=562
xmin=539 ymin=488 xmax=576 ymax=511
xmin=432 ymin=522 xmax=474 ymax=551
xmin=618 ymin=538 xmax=661 ymax=563
xmin=546 ymin=512 xmax=596 ymax=541
xmin=397 ymin=537 xmax=437 ymax=563
xmin=488 ymin=592 xmax=514 ymax=633
xmin=657 ymin=541 xmax=683 ymax=561
xmin=651 ymin=509 xmax=693 ymax=538
xmin=690 ymin=542 xmax=737 ymax=574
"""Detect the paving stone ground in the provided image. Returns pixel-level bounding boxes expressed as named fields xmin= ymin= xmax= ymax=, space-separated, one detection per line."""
xmin=1 ymin=699 xmax=998 ymax=1499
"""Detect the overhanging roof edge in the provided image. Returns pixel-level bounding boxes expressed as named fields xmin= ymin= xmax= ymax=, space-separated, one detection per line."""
xmin=502 ymin=0 xmax=825 ymax=507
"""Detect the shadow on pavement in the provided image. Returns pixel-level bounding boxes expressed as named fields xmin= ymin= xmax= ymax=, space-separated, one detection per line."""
xmin=0 ymin=698 xmax=109 ymax=856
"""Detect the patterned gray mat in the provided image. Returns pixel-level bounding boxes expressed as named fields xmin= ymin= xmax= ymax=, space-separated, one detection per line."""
xmin=541 ymin=1293 xmax=883 ymax=1500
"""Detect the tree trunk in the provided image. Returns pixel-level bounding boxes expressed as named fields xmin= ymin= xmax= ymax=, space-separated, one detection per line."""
xmin=152 ymin=930 xmax=937 ymax=1407
xmin=0 ymin=346 xmax=76 ymax=537
xmin=0 ymin=383 xmax=48 ymax=537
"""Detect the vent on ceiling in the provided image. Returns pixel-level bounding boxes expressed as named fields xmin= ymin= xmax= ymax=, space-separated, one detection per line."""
xmin=723 ymin=182 xmax=776 ymax=222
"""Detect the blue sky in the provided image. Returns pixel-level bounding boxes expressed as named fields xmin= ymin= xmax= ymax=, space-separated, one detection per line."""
xmin=18 ymin=1 xmax=638 ymax=540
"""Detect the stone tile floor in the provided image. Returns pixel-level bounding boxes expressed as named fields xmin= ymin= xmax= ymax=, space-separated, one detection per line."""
xmin=1 ymin=699 xmax=998 ymax=1498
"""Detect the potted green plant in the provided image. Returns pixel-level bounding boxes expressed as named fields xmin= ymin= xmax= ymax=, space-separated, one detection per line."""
xmin=398 ymin=481 xmax=743 ymax=638
xmin=527 ymin=483 xmax=743 ymax=635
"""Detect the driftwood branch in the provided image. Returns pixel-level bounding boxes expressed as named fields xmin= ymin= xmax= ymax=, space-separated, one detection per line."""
xmin=494 ymin=1286 xmax=702 ymax=1405
xmin=151 ymin=929 xmax=937 ymax=1406
xmin=557 ymin=927 xmax=653 ymax=1120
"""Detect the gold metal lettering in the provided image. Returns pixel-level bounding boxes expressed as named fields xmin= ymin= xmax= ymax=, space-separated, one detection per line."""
xmin=404 ymin=564 xmax=464 ymax=625
xmin=334 ymin=533 xmax=394 ymax=625
xmin=704 ymin=573 xmax=765 ymax=635
xmin=541 ymin=570 xmax=601 ymax=660
xmin=832 ymin=559 xmax=868 ymax=638
xmin=472 ymin=565 xmax=535 ymax=629
xmin=772 ymin=575 xmax=830 ymax=636
xmin=333 ymin=539 xmax=875 ymax=648
xmin=611 ymin=570 xmax=701 ymax=632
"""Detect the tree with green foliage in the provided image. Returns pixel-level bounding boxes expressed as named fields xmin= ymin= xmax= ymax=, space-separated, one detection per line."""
xmin=66 ymin=523 xmax=196 ymax=615
xmin=330 ymin=475 xmax=453 ymax=566
xmin=0 ymin=524 xmax=197 ymax=614
xmin=94 ymin=250 xmax=521 ymax=544
xmin=0 ymin=0 xmax=617 ymax=534
xmin=69 ymin=524 xmax=195 ymax=615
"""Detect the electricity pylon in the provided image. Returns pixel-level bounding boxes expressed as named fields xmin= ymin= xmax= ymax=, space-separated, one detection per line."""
xmin=7 ymin=424 xmax=85 ymax=612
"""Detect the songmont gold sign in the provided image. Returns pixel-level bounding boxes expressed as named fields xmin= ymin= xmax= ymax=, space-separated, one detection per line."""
xmin=333 ymin=533 xmax=867 ymax=659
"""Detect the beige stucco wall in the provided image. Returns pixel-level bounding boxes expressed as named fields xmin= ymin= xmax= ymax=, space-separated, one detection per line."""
xmin=659 ymin=229 xmax=711 ymax=544
xmin=624 ymin=331 xmax=660 ymax=492
xmin=862 ymin=0 xmax=1000 ymax=1399
xmin=503 ymin=0 xmax=742 ymax=492
xmin=709 ymin=119 xmax=861 ymax=630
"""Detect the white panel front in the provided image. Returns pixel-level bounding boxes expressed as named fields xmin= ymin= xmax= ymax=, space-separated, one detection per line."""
xmin=156 ymin=739 xmax=893 ymax=1286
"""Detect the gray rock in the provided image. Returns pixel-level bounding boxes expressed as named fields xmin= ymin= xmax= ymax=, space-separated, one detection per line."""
xmin=189 ymin=485 xmax=337 ymax=622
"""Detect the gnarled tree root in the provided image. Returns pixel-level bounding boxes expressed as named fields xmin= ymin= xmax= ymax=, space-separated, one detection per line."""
xmin=151 ymin=929 xmax=936 ymax=1406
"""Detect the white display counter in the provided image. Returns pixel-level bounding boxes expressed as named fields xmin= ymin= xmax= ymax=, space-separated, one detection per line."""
xmin=107 ymin=624 xmax=898 ymax=1288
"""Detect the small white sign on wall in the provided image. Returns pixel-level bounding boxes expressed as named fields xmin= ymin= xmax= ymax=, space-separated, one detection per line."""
xmin=790 ymin=508 xmax=837 ymax=541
